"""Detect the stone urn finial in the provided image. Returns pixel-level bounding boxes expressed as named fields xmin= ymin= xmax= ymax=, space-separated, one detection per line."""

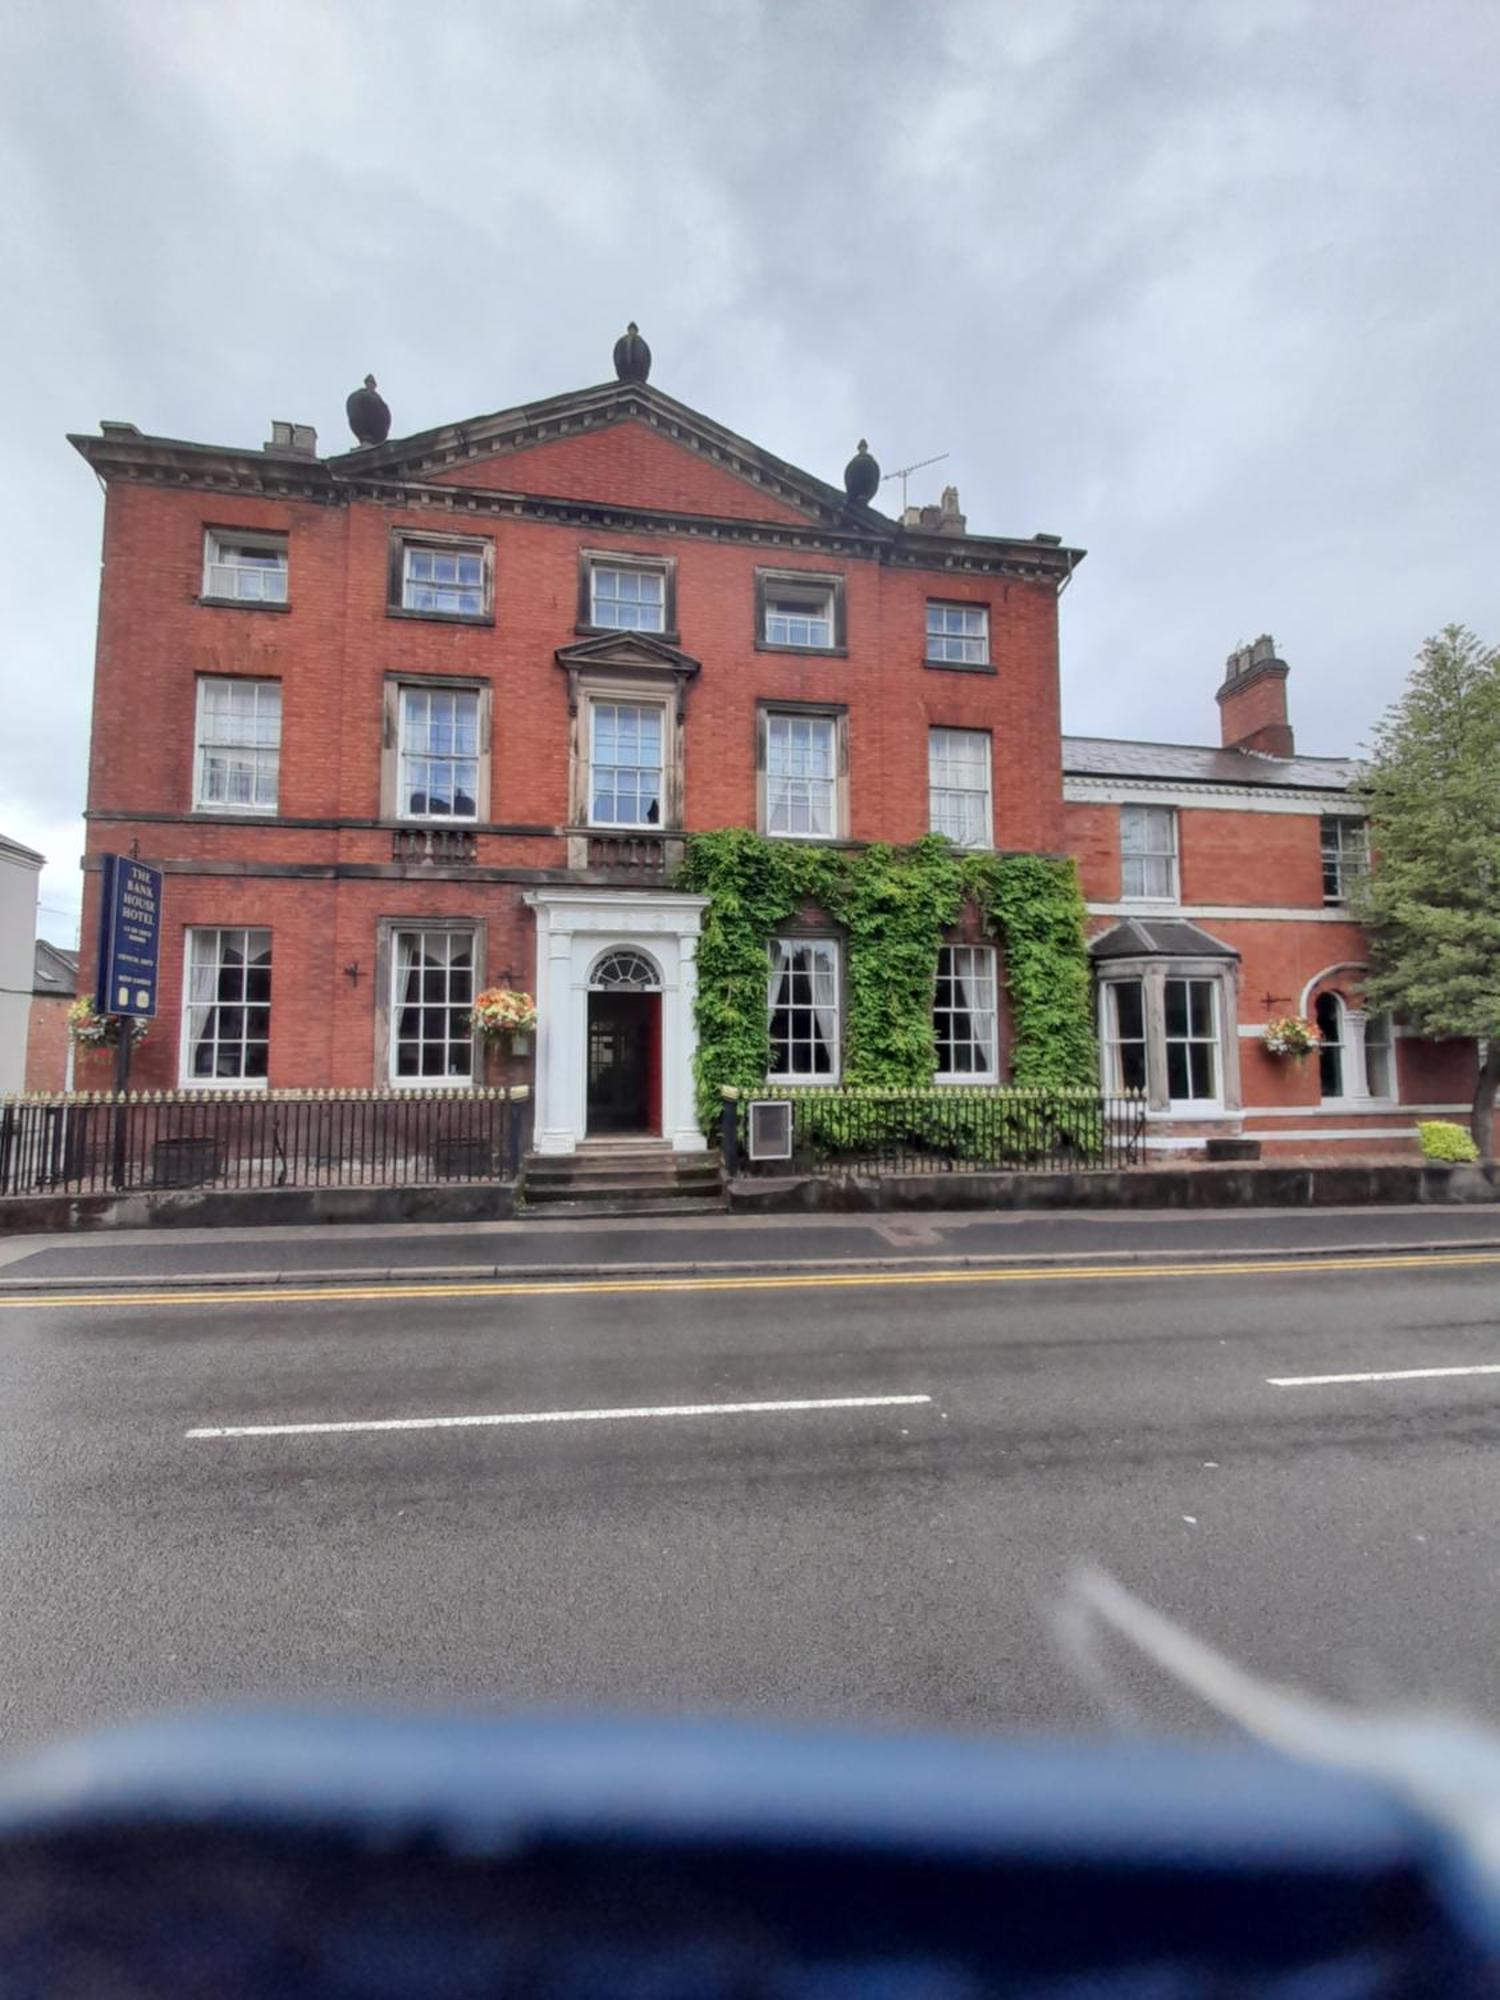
xmin=613 ymin=322 xmax=651 ymax=384
xmin=843 ymin=439 xmax=880 ymax=504
xmin=346 ymin=374 xmax=391 ymax=445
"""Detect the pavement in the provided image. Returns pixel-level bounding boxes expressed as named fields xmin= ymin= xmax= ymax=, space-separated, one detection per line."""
xmin=2 ymin=1201 xmax=1499 ymax=1288
xmin=4 ymin=1207 xmax=1500 ymax=1755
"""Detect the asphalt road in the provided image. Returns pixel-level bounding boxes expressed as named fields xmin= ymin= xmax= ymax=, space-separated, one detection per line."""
xmin=4 ymin=1237 xmax=1500 ymax=1755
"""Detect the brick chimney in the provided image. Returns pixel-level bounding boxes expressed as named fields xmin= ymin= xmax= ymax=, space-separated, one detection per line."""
xmin=1216 ymin=634 xmax=1293 ymax=758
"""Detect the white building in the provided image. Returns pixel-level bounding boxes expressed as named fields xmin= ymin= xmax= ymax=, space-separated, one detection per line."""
xmin=0 ymin=834 xmax=44 ymax=1096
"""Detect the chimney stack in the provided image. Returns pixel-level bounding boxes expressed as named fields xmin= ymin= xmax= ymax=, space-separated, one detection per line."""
xmin=1216 ymin=633 xmax=1293 ymax=758
xmin=901 ymin=485 xmax=967 ymax=537
xmin=265 ymin=420 xmax=318 ymax=458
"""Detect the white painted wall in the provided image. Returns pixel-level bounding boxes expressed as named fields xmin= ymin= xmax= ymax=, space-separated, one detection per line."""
xmin=0 ymin=835 xmax=44 ymax=1096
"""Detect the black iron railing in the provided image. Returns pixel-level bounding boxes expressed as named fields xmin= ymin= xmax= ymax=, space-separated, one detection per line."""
xmin=0 ymin=1086 xmax=530 ymax=1197
xmin=721 ymin=1086 xmax=1147 ymax=1178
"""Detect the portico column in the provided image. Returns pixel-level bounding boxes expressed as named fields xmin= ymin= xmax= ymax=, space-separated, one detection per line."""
xmin=667 ymin=933 xmax=708 ymax=1152
xmin=530 ymin=906 xmax=582 ymax=1155
xmin=1343 ymin=1009 xmax=1370 ymax=1101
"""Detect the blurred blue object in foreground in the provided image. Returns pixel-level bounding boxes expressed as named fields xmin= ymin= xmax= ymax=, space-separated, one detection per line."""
xmin=0 ymin=1708 xmax=1495 ymax=1996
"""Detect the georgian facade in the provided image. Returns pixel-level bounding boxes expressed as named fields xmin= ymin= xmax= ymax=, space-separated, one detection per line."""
xmin=69 ymin=342 xmax=1075 ymax=1154
xmin=68 ymin=342 xmax=1475 ymax=1158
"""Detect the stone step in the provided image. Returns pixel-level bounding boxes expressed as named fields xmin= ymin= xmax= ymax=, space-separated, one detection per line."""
xmin=520 ymin=1196 xmax=729 ymax=1220
xmin=523 ymin=1156 xmax=721 ymax=1185
xmin=524 ymin=1175 xmax=722 ymax=1201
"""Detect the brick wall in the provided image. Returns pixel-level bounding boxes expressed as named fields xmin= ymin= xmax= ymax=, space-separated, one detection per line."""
xmin=78 ymin=417 xmax=1065 ymax=1089
xmin=25 ymin=995 xmax=72 ymax=1093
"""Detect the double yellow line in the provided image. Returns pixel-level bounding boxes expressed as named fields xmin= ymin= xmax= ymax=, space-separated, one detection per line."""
xmin=4 ymin=1248 xmax=1498 ymax=1312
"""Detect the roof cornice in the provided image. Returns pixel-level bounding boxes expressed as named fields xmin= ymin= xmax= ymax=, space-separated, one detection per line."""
xmin=69 ymin=378 xmax=1085 ymax=581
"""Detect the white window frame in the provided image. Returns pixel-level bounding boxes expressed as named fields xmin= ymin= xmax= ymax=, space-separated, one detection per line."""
xmin=587 ymin=696 xmax=667 ymax=829
xmin=928 ymin=728 xmax=993 ymax=848
xmin=1100 ymin=978 xmax=1148 ymax=1096
xmin=395 ymin=535 xmax=491 ymax=620
xmin=194 ymin=676 xmax=282 ymax=814
xmin=202 ymin=529 xmax=288 ymax=605
xmin=767 ymin=937 xmax=841 ymax=1082
xmin=589 ymin=561 xmax=668 ymax=633
xmin=179 ymin=926 xmax=272 ymax=1088
xmin=762 ymin=709 xmax=843 ymax=840
xmin=1321 ymin=816 xmax=1368 ymax=905
xmin=763 ymin=579 xmax=836 ymax=650
xmin=933 ymin=945 xmax=999 ymax=1081
xmin=1363 ymin=1009 xmax=1396 ymax=1101
xmin=395 ymin=684 xmax=482 ymax=823
xmin=1121 ymin=805 xmax=1179 ymax=902
xmin=387 ymin=926 xmax=477 ymax=1087
xmin=1163 ymin=975 xmax=1221 ymax=1107
xmin=925 ymin=601 xmax=989 ymax=666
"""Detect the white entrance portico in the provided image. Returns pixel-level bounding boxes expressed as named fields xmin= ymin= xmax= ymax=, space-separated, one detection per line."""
xmin=523 ymin=887 xmax=709 ymax=1155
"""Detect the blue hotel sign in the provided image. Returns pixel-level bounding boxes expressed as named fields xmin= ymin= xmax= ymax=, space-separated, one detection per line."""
xmin=95 ymin=854 xmax=163 ymax=1018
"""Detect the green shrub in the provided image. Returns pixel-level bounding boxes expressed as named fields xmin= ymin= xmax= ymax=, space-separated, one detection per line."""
xmin=1418 ymin=1119 xmax=1480 ymax=1163
xmin=677 ymin=832 xmax=1098 ymax=1132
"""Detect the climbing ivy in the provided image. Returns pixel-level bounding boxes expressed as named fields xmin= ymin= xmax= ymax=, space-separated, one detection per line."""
xmin=676 ymin=831 xmax=1096 ymax=1131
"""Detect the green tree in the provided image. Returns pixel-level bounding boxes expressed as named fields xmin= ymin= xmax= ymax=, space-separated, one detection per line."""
xmin=1351 ymin=626 xmax=1500 ymax=1158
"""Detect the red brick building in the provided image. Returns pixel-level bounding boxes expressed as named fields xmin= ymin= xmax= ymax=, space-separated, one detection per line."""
xmin=68 ymin=334 xmax=1474 ymax=1157
xmin=1064 ymin=640 xmax=1477 ymax=1156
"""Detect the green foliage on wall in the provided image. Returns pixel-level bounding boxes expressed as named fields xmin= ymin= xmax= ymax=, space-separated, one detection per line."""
xmin=676 ymin=831 xmax=1097 ymax=1130
xmin=981 ymin=852 xmax=1099 ymax=1091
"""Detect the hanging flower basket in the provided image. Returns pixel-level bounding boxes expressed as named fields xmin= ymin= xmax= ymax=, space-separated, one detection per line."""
xmin=66 ymin=998 xmax=148 ymax=1049
xmin=1261 ymin=1015 xmax=1321 ymax=1058
xmin=469 ymin=988 xmax=538 ymax=1045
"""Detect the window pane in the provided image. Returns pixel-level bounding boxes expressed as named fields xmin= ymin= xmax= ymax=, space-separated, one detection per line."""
xmin=1113 ymin=982 xmax=1144 ymax=1041
xmin=768 ymin=939 xmax=840 ymax=1078
xmin=590 ymin=700 xmax=664 ymax=825
xmin=766 ymin=713 xmax=836 ymax=837
xmin=399 ymin=687 xmax=481 ymax=820
xmin=181 ymin=928 xmax=272 ymax=1083
xmin=402 ymin=544 xmax=485 ymax=615
xmin=765 ymin=585 xmax=834 ymax=649
xmin=934 ymin=945 xmax=997 ymax=1077
xmin=205 ymin=534 xmax=288 ymax=603
xmin=929 ymin=729 xmax=990 ymax=846
xmin=196 ymin=680 xmax=282 ymax=813
xmin=925 ymin=602 xmax=988 ymax=664
xmin=391 ymin=930 xmax=473 ymax=1082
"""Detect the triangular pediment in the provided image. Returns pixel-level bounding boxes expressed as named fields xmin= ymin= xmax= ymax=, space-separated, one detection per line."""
xmin=555 ymin=630 xmax=700 ymax=678
xmin=327 ymin=380 xmax=891 ymax=538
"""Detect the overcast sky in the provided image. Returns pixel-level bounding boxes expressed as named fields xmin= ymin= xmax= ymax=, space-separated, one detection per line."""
xmin=3 ymin=0 xmax=1497 ymax=945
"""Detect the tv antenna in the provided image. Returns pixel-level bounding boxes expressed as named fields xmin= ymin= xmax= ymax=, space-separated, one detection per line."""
xmin=882 ymin=451 xmax=949 ymax=512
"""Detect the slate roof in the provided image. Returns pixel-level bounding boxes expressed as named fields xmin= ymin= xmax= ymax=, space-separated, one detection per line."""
xmin=1062 ymin=736 xmax=1358 ymax=792
xmin=33 ymin=940 xmax=78 ymax=997
xmin=1089 ymin=919 xmax=1239 ymax=961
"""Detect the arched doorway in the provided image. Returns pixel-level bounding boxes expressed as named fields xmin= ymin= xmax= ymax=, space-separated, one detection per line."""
xmin=585 ymin=949 xmax=662 ymax=1137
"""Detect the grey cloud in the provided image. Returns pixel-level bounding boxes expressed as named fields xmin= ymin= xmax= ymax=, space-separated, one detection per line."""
xmin=2 ymin=0 xmax=1496 ymax=941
